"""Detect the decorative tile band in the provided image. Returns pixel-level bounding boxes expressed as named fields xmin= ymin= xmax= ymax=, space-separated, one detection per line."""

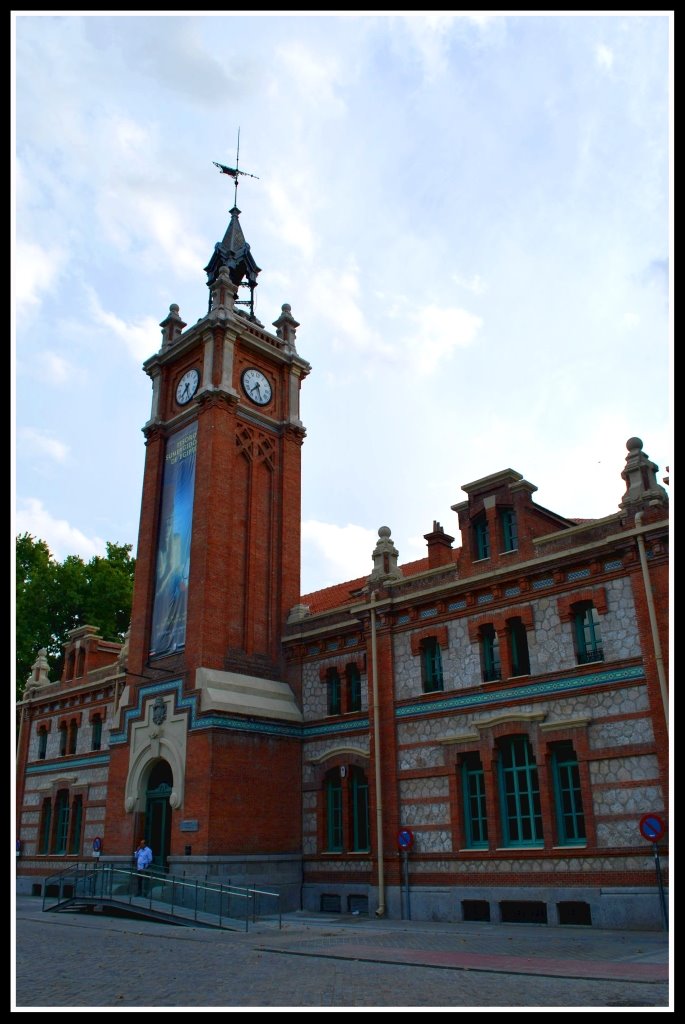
xmin=307 ymin=646 xmax=320 ymax=655
xmin=345 ymin=636 xmax=359 ymax=646
xmin=448 ymin=600 xmax=467 ymax=611
xmin=567 ymin=568 xmax=591 ymax=581
xmin=396 ymin=614 xmax=411 ymax=625
xmin=604 ymin=560 xmax=622 ymax=571
xmin=477 ymin=594 xmax=494 ymax=604
xmin=326 ymin=641 xmax=339 ymax=650
xmin=26 ymin=754 xmax=111 ymax=775
xmin=395 ymin=664 xmax=646 ymax=719
xmin=532 ymin=577 xmax=554 ymax=590
xmin=504 ymin=587 xmax=520 ymax=597
xmin=419 ymin=608 xmax=438 ymax=619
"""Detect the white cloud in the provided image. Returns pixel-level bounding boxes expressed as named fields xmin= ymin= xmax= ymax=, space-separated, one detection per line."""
xmin=15 ymin=497 xmax=106 ymax=562
xmin=276 ymin=42 xmax=348 ymax=113
xmin=307 ymin=264 xmax=391 ymax=358
xmin=87 ymin=288 xmax=160 ymax=362
xmin=452 ymin=271 xmax=487 ymax=296
xmin=18 ymin=428 xmax=70 ymax=464
xmin=595 ymin=43 xmax=614 ymax=71
xmin=265 ymin=180 xmax=318 ymax=260
xmin=301 ymin=520 xmax=378 ymax=594
xmin=405 ymin=304 xmax=483 ymax=374
xmin=14 ymin=241 xmax=68 ymax=315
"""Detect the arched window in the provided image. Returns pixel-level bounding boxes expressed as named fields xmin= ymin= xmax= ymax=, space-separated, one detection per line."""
xmin=37 ymin=726 xmax=48 ymax=760
xmin=91 ymin=714 xmax=103 ymax=751
xmin=507 ymin=617 xmax=530 ymax=676
xmin=324 ymin=769 xmax=343 ymax=852
xmin=421 ymin=637 xmax=444 ymax=693
xmin=480 ymin=624 xmax=501 ymax=682
xmin=53 ymin=790 xmax=70 ymax=854
xmin=76 ymin=648 xmax=86 ymax=677
xmin=573 ymin=601 xmax=604 ymax=664
xmin=326 ymin=668 xmax=341 ymax=716
xmin=59 ymin=724 xmax=68 ymax=757
xmin=68 ymin=720 xmax=78 ymax=755
xmin=498 ymin=735 xmax=543 ymax=846
xmin=346 ymin=664 xmax=362 ymax=713
xmin=474 ymin=515 xmax=490 ymax=560
xmin=500 ymin=508 xmax=518 ymax=552
xmin=551 ymin=741 xmax=586 ymax=845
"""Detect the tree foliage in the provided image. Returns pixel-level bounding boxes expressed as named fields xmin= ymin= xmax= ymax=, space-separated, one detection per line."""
xmin=15 ymin=534 xmax=135 ymax=699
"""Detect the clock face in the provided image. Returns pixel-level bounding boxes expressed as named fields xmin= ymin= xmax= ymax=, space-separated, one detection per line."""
xmin=242 ymin=368 xmax=272 ymax=406
xmin=176 ymin=368 xmax=200 ymax=405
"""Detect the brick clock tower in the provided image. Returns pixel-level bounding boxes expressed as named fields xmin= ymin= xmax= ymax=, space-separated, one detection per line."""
xmin=104 ymin=187 xmax=310 ymax=901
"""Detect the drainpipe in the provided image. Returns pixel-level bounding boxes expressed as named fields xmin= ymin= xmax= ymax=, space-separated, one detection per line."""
xmin=369 ymin=591 xmax=386 ymax=916
xmin=634 ymin=511 xmax=669 ymax=732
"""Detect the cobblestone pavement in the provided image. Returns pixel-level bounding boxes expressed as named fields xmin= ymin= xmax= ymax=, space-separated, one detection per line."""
xmin=13 ymin=896 xmax=671 ymax=1010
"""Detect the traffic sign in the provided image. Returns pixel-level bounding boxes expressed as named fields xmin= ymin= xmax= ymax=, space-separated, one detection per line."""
xmin=639 ymin=813 xmax=666 ymax=843
xmin=397 ymin=828 xmax=414 ymax=851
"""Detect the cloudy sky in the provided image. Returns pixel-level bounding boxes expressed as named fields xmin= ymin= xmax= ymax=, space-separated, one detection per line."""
xmin=13 ymin=12 xmax=672 ymax=597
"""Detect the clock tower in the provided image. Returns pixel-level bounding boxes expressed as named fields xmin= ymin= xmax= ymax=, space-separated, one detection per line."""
xmin=105 ymin=188 xmax=310 ymax=898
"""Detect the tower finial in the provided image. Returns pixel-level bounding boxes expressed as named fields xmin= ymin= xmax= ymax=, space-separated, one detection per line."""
xmin=213 ymin=128 xmax=260 ymax=207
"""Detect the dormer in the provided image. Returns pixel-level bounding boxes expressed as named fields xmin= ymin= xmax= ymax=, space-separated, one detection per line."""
xmin=61 ymin=625 xmax=122 ymax=686
xmin=452 ymin=468 xmax=574 ymax=573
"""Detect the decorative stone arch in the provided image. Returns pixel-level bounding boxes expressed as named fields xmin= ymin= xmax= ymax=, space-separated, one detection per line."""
xmin=124 ymin=739 xmax=184 ymax=813
xmin=124 ymin=693 xmax=188 ymax=813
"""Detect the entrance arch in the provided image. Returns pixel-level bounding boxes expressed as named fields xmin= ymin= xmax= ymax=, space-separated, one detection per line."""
xmin=145 ymin=761 xmax=173 ymax=871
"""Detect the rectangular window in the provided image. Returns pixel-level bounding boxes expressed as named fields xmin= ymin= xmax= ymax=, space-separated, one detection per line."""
xmin=508 ymin=618 xmax=530 ymax=676
xmin=574 ymin=603 xmax=604 ymax=664
xmin=480 ymin=625 xmax=501 ymax=682
xmin=327 ymin=669 xmax=341 ymax=716
xmin=462 ymin=754 xmax=488 ymax=848
xmin=54 ymin=791 xmax=70 ymax=854
xmin=552 ymin=742 xmax=586 ymax=844
xmin=351 ymin=768 xmax=370 ymax=851
xmin=422 ymin=638 xmax=444 ymax=693
xmin=91 ymin=716 xmax=103 ymax=751
xmin=37 ymin=728 xmax=48 ymax=760
xmin=501 ymin=509 xmax=518 ymax=552
xmin=347 ymin=665 xmax=362 ymax=713
xmin=59 ymin=726 xmax=68 ymax=757
xmin=475 ymin=518 xmax=490 ymax=560
xmin=69 ymin=796 xmax=83 ymax=855
xmin=68 ymin=721 xmax=78 ymax=755
xmin=326 ymin=776 xmax=343 ymax=851
xmin=498 ymin=736 xmax=543 ymax=846
xmin=39 ymin=798 xmax=52 ymax=854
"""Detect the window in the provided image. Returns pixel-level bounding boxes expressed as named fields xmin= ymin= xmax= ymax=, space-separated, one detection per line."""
xmin=480 ymin=625 xmax=501 ymax=682
xmin=68 ymin=796 xmax=83 ymax=854
xmin=325 ymin=770 xmax=343 ymax=851
xmin=501 ymin=509 xmax=518 ymax=552
xmin=350 ymin=767 xmax=370 ymax=851
xmin=474 ymin=517 xmax=490 ymax=560
xmin=498 ymin=736 xmax=543 ymax=846
xmin=346 ymin=665 xmax=362 ymax=713
xmin=37 ymin=726 xmax=48 ymax=760
xmin=91 ymin=715 xmax=103 ymax=751
xmin=551 ymin=742 xmax=586 ymax=845
xmin=68 ymin=720 xmax=78 ymax=755
xmin=461 ymin=754 xmax=488 ymax=848
xmin=326 ymin=669 xmax=342 ymax=716
xmin=59 ymin=724 xmax=68 ymax=757
xmin=507 ymin=618 xmax=530 ymax=676
xmin=573 ymin=602 xmax=604 ymax=664
xmin=421 ymin=637 xmax=444 ymax=693
xmin=76 ymin=648 xmax=85 ymax=677
xmin=53 ymin=790 xmax=70 ymax=854
xmin=39 ymin=798 xmax=52 ymax=854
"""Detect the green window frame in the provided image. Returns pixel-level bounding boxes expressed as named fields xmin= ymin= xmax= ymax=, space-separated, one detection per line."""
xmin=474 ymin=517 xmax=490 ymax=560
xmin=39 ymin=798 xmax=52 ymax=854
xmin=350 ymin=767 xmax=370 ymax=851
xmin=91 ymin=715 xmax=103 ymax=751
xmin=37 ymin=726 xmax=48 ymax=760
xmin=325 ymin=773 xmax=343 ymax=851
xmin=508 ymin=618 xmax=530 ymax=676
xmin=481 ymin=625 xmax=501 ymax=682
xmin=498 ymin=736 xmax=543 ymax=846
xmin=462 ymin=754 xmax=488 ymax=848
xmin=327 ymin=669 xmax=341 ymax=716
xmin=574 ymin=602 xmax=604 ymax=664
xmin=501 ymin=509 xmax=518 ymax=552
xmin=53 ymin=790 xmax=70 ymax=854
xmin=551 ymin=742 xmax=586 ymax=845
xmin=69 ymin=796 xmax=83 ymax=854
xmin=346 ymin=665 xmax=362 ymax=713
xmin=422 ymin=637 xmax=444 ymax=693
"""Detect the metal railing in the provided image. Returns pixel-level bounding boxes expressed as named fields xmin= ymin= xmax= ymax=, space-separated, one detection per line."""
xmin=41 ymin=862 xmax=281 ymax=932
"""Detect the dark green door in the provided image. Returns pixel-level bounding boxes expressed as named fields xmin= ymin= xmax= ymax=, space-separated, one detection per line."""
xmin=145 ymin=762 xmax=173 ymax=870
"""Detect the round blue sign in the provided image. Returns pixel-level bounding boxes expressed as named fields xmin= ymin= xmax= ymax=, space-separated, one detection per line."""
xmin=397 ymin=828 xmax=414 ymax=850
xmin=639 ymin=813 xmax=665 ymax=842
xmin=92 ymin=836 xmax=102 ymax=852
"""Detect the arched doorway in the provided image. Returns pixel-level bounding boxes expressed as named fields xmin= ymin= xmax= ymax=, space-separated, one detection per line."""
xmin=145 ymin=761 xmax=173 ymax=871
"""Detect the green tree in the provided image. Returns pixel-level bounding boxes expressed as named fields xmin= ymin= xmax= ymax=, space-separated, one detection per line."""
xmin=15 ymin=534 xmax=135 ymax=699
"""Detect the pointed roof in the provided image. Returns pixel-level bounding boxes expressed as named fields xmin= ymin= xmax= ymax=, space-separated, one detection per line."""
xmin=204 ymin=205 xmax=261 ymax=292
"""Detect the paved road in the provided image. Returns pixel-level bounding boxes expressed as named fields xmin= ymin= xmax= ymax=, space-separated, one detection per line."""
xmin=13 ymin=896 xmax=671 ymax=1009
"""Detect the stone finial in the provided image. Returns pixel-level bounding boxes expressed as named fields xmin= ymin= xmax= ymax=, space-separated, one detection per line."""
xmin=208 ymin=265 xmax=239 ymax=317
xmin=160 ymin=303 xmax=187 ymax=350
xmin=368 ymin=526 xmax=403 ymax=584
xmin=287 ymin=603 xmax=311 ymax=623
xmin=117 ymin=626 xmax=131 ymax=670
xmin=25 ymin=648 xmax=52 ymax=694
xmin=619 ymin=437 xmax=669 ymax=510
xmin=272 ymin=303 xmax=300 ymax=353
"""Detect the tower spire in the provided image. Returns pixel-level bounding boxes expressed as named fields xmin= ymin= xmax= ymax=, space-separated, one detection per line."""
xmin=213 ymin=127 xmax=260 ymax=207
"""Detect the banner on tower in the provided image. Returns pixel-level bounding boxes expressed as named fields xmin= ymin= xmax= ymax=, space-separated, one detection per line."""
xmin=149 ymin=422 xmax=197 ymax=658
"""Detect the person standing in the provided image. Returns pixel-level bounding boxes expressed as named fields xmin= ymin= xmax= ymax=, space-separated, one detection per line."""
xmin=133 ymin=838 xmax=153 ymax=896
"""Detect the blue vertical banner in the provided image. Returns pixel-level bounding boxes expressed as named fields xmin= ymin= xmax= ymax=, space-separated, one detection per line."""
xmin=149 ymin=422 xmax=197 ymax=657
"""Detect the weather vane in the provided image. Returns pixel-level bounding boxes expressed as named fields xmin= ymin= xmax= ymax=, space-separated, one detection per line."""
xmin=213 ymin=128 xmax=259 ymax=206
